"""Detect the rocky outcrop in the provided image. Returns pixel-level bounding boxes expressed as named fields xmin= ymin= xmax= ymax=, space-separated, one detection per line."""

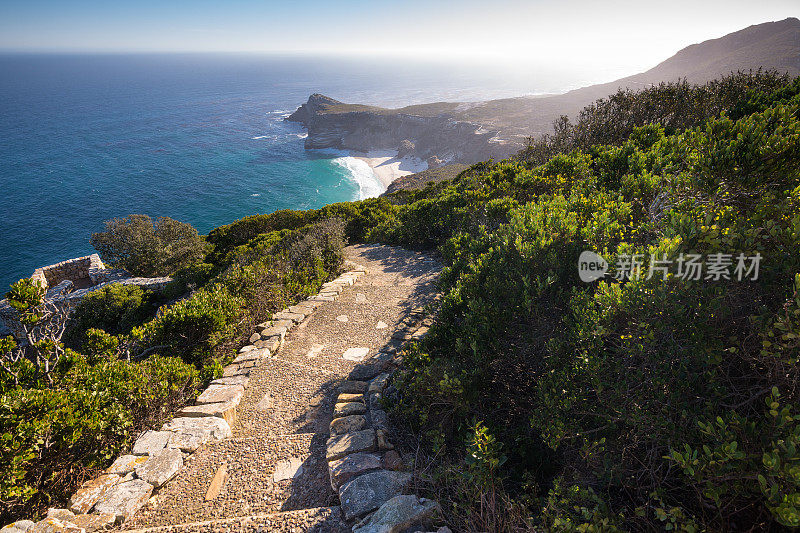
xmin=286 ymin=94 xmax=518 ymax=165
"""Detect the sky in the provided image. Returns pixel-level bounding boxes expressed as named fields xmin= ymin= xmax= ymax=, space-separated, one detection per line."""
xmin=0 ymin=0 xmax=797 ymax=80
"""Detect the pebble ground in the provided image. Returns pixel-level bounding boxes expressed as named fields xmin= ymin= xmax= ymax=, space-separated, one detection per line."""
xmin=120 ymin=245 xmax=440 ymax=532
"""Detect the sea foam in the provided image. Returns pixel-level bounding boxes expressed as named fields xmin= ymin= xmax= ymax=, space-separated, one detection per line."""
xmin=332 ymin=156 xmax=385 ymax=200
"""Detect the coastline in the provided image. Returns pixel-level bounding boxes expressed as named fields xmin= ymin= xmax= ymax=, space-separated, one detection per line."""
xmin=352 ymin=150 xmax=427 ymax=189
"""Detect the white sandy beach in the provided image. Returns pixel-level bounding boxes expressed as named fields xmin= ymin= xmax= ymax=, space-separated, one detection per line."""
xmin=353 ymin=150 xmax=427 ymax=188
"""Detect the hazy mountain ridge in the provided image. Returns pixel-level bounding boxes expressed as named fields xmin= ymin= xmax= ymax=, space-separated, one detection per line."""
xmin=288 ymin=18 xmax=800 ymax=164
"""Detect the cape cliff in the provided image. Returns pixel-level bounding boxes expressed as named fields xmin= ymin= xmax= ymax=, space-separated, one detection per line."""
xmin=287 ymin=18 xmax=800 ymax=166
xmin=286 ymin=94 xmax=519 ymax=165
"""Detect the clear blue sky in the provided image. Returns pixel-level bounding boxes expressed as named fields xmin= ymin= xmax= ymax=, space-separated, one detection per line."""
xmin=1 ymin=0 xmax=797 ymax=76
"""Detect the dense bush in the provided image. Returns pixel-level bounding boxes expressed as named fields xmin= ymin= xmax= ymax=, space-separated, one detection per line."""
xmin=90 ymin=214 xmax=206 ymax=277
xmin=64 ymin=283 xmax=158 ymax=350
xmin=390 ymin=83 xmax=800 ymax=530
xmin=0 ymin=353 xmax=198 ymax=522
xmin=519 ymin=70 xmax=791 ymax=165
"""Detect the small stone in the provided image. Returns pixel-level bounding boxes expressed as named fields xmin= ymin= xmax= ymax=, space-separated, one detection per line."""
xmin=178 ymin=401 xmax=238 ymax=426
xmin=376 ymin=429 xmax=394 ymax=450
xmin=0 ymin=521 xmax=35 ymax=533
xmin=339 ymin=380 xmax=368 ymax=394
xmin=69 ymin=513 xmax=115 ymax=533
xmin=259 ymin=325 xmax=288 ymax=339
xmin=248 ymin=332 xmax=261 ymax=344
xmin=369 ymin=373 xmax=391 ymax=393
xmin=339 ymin=470 xmax=412 ymax=520
xmin=343 ymin=347 xmax=370 ymax=362
xmin=93 ymin=479 xmax=153 ymax=524
xmin=238 ymin=345 xmax=255 ymax=354
xmin=382 ymin=450 xmax=403 ymax=471
xmin=29 ymin=518 xmax=81 ymax=533
xmin=411 ymin=327 xmax=430 ymax=340
xmin=352 ymin=494 xmax=441 ymax=533
xmin=131 ymin=430 xmax=171 ymax=456
xmin=233 ymin=351 xmax=261 ymax=363
xmin=330 ymin=415 xmax=367 ymax=435
xmin=163 ymin=417 xmax=232 ymax=452
xmin=289 ymin=304 xmax=314 ymax=315
xmin=337 ymin=392 xmax=363 ymax=403
xmin=274 ymin=311 xmax=305 ymax=323
xmin=44 ymin=511 xmax=73 ymax=523
xmin=305 ymin=343 xmax=326 ymax=358
xmin=222 ymin=365 xmax=251 ymax=378
xmin=195 ymin=384 xmax=244 ymax=406
xmin=106 ymin=455 xmax=147 ymax=476
xmin=371 ymin=408 xmax=389 ymax=431
xmin=211 ymin=374 xmax=250 ymax=387
xmin=205 ymin=463 xmax=227 ymax=501
xmin=376 ymin=321 xmax=388 ymax=329
xmin=135 ymin=448 xmax=183 ymax=488
xmin=335 ymin=402 xmax=366 ymax=417
xmin=356 ymin=293 xmax=367 ymax=303
xmin=336 ymin=315 xmax=349 ymax=322
xmin=254 ymin=336 xmax=281 ymax=352
xmin=326 ymin=428 xmax=376 ymax=461
xmin=255 ymin=393 xmax=273 ymax=411
xmin=273 ymin=457 xmax=304 ymax=482
xmin=68 ymin=474 xmax=120 ymax=514
xmin=329 ymin=452 xmax=382 ymax=490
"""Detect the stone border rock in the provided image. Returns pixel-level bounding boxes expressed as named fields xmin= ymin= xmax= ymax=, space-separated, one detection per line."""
xmin=0 ymin=266 xmax=370 ymax=533
xmin=325 ymin=310 xmax=444 ymax=532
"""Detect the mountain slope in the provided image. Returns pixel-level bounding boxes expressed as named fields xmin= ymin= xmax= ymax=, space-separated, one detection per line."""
xmin=288 ymin=18 xmax=800 ymax=163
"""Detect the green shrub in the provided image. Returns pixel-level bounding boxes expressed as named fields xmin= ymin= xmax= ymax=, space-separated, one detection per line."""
xmin=132 ymin=284 xmax=243 ymax=365
xmin=90 ymin=214 xmax=206 ymax=277
xmin=64 ymin=283 xmax=157 ymax=348
xmin=0 ymin=353 xmax=198 ymax=523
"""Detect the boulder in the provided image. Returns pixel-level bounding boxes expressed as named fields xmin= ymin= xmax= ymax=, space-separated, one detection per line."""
xmin=29 ymin=519 xmax=81 ymax=533
xmin=211 ymin=374 xmax=250 ymax=387
xmin=273 ymin=457 xmax=304 ymax=482
xmin=369 ymin=373 xmax=391 ymax=393
xmin=248 ymin=332 xmax=261 ymax=344
xmin=326 ymin=428 xmax=376 ymax=461
xmin=376 ymin=428 xmax=394 ymax=450
xmin=134 ymin=447 xmax=183 ymax=488
xmin=330 ymin=414 xmax=367 ymax=435
xmin=68 ymin=474 xmax=120 ymax=514
xmin=371 ymin=408 xmax=389 ymax=431
xmin=131 ymin=430 xmax=171 ymax=455
xmin=334 ymin=402 xmax=366 ymax=417
xmin=93 ymin=479 xmax=153 ymax=523
xmin=338 ymin=470 xmax=412 ymax=519
xmin=339 ymin=380 xmax=368 ymax=394
xmin=106 ymin=455 xmax=148 ymax=476
xmin=352 ymin=495 xmax=441 ymax=533
xmin=179 ymin=401 xmax=238 ymax=426
xmin=382 ymin=450 xmax=404 ymax=471
xmin=69 ymin=513 xmax=115 ymax=533
xmin=398 ymin=140 xmax=415 ymax=157
xmin=43 ymin=512 xmax=72 ymax=523
xmin=0 ymin=521 xmax=35 ymax=533
xmin=163 ymin=417 xmax=232 ymax=452
xmin=254 ymin=336 xmax=281 ymax=352
xmin=337 ymin=393 xmax=364 ymax=403
xmin=343 ymin=347 xmax=370 ymax=362
xmin=329 ymin=452 xmax=382 ymax=490
xmin=195 ymin=384 xmax=244 ymax=406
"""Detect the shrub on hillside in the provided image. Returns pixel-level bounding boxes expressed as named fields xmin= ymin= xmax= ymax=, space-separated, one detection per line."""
xmin=90 ymin=214 xmax=206 ymax=277
xmin=0 ymin=353 xmax=198 ymax=523
xmin=64 ymin=283 xmax=158 ymax=349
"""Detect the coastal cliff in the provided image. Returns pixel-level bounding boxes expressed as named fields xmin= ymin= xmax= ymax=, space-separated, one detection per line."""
xmin=287 ymin=18 xmax=800 ymax=167
xmin=286 ymin=94 xmax=520 ymax=165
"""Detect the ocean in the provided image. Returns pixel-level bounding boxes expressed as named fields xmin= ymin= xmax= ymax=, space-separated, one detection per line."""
xmin=0 ymin=53 xmax=581 ymax=289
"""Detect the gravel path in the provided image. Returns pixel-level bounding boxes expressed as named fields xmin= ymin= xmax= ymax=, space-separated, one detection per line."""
xmin=120 ymin=245 xmax=440 ymax=532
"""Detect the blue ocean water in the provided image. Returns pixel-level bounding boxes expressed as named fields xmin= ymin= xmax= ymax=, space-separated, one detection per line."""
xmin=0 ymin=53 xmax=576 ymax=289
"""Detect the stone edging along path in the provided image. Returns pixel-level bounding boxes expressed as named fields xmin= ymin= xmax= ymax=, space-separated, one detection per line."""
xmin=2 ymin=248 xmax=448 ymax=533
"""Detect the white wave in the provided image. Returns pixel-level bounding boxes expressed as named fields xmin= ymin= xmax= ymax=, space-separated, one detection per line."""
xmin=251 ymin=135 xmax=272 ymax=140
xmin=250 ymin=193 xmax=261 ymax=197
xmin=295 ymin=132 xmax=308 ymax=139
xmin=332 ymin=156 xmax=385 ymax=200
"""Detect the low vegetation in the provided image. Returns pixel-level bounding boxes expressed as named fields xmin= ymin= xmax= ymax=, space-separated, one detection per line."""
xmin=1 ymin=70 xmax=798 ymax=529
xmin=0 ymin=218 xmax=346 ymax=522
